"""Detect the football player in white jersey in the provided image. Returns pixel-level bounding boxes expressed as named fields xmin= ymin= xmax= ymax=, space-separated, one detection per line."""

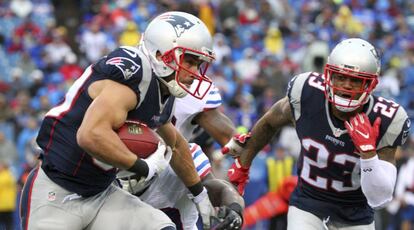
xmin=173 ymin=80 xmax=236 ymax=147
xmin=120 ymin=82 xmax=245 ymax=230
xmin=223 ymin=38 xmax=411 ymax=229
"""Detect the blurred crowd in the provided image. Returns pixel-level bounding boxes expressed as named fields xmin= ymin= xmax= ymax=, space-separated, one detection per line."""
xmin=0 ymin=0 xmax=414 ymax=229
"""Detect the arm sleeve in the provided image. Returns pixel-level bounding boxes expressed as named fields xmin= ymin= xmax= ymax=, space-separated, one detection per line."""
xmin=203 ymin=84 xmax=222 ymax=111
xmin=189 ymin=143 xmax=211 ymax=179
xmin=360 ymin=155 xmax=397 ymax=209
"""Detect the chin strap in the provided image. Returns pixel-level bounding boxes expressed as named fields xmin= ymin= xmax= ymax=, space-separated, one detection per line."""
xmin=157 ymin=77 xmax=188 ymax=98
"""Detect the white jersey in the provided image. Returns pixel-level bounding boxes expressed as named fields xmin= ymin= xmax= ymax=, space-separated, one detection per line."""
xmin=139 ymin=143 xmax=211 ymax=229
xmin=136 ymin=83 xmax=222 ymax=229
xmin=174 ymin=83 xmax=222 ymax=140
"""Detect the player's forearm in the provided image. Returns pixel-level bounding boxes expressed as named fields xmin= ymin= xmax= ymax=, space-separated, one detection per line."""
xmin=205 ymin=178 xmax=245 ymax=208
xmin=207 ymin=114 xmax=236 ymax=146
xmin=157 ymin=123 xmax=201 ymax=187
xmin=240 ymin=118 xmax=278 ymax=166
xmin=209 ymin=121 xmax=236 ymax=146
xmin=240 ymin=97 xmax=292 ymax=166
xmin=197 ymin=109 xmax=236 ymax=146
xmin=170 ymin=136 xmax=201 ymax=187
xmin=77 ymin=126 xmax=137 ymax=169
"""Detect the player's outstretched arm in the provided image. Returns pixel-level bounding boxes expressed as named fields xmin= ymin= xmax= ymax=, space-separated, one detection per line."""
xmin=157 ymin=122 xmax=202 ymax=187
xmin=203 ymin=173 xmax=244 ymax=230
xmin=239 ymin=96 xmax=294 ymax=167
xmin=159 ymin=123 xmax=217 ymax=229
xmin=160 ymin=124 xmax=218 ymax=229
xmin=227 ymin=96 xmax=294 ymax=195
xmin=203 ymin=174 xmax=245 ymax=208
xmin=77 ymin=79 xmax=139 ymax=170
xmin=195 ymin=108 xmax=237 ymax=146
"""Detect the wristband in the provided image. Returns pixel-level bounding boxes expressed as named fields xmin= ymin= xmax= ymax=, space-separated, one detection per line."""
xmin=127 ymin=158 xmax=149 ymax=178
xmin=188 ymin=181 xmax=204 ymax=197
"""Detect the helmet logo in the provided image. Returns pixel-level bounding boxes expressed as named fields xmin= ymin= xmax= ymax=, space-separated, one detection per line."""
xmin=160 ymin=14 xmax=195 ymax=37
xmin=370 ymin=48 xmax=379 ymax=60
xmin=370 ymin=48 xmax=381 ymax=73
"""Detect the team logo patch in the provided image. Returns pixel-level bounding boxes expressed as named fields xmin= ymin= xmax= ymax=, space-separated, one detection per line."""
xmin=106 ymin=57 xmax=141 ymax=80
xmin=159 ymin=14 xmax=195 ymax=37
xmin=151 ymin=115 xmax=160 ymax=123
xmin=47 ymin=191 xmax=56 ymax=201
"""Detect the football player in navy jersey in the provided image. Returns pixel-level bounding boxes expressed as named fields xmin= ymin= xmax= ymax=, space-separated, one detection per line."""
xmin=223 ymin=38 xmax=411 ymax=229
xmin=20 ymin=11 xmax=219 ymax=230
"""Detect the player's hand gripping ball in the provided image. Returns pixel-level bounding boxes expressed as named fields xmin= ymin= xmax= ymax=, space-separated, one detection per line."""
xmin=117 ymin=120 xmax=161 ymax=159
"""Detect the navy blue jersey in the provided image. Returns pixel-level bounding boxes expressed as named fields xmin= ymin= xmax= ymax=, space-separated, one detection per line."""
xmin=287 ymin=72 xmax=410 ymax=225
xmin=36 ymin=46 xmax=175 ymax=197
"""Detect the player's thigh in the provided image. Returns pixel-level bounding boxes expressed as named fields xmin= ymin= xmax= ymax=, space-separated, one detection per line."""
xmin=21 ymin=168 xmax=84 ymax=230
xmin=287 ymin=206 xmax=323 ymax=230
xmin=28 ymin=205 xmax=83 ymax=230
xmin=336 ymin=222 xmax=375 ymax=230
xmin=87 ymin=185 xmax=175 ymax=230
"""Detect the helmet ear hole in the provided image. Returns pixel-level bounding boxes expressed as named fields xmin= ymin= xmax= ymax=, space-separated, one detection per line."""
xmin=155 ymin=51 xmax=162 ymax=60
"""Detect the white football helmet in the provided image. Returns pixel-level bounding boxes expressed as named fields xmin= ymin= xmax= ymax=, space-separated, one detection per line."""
xmin=140 ymin=11 xmax=215 ymax=99
xmin=324 ymin=38 xmax=380 ymax=112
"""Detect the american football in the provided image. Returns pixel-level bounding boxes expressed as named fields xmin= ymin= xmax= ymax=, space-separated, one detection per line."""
xmin=117 ymin=120 xmax=160 ymax=159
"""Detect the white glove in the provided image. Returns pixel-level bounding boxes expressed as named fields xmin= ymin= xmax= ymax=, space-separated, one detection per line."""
xmin=142 ymin=142 xmax=172 ymax=181
xmin=221 ymin=133 xmax=251 ymax=157
xmin=189 ymin=187 xmax=216 ymax=229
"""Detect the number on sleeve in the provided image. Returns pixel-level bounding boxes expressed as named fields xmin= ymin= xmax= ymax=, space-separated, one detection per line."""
xmin=372 ymin=97 xmax=399 ymax=118
xmin=308 ymin=73 xmax=325 ymax=91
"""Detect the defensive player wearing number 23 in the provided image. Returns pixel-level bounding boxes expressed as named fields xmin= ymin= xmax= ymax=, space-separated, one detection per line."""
xmin=226 ymin=38 xmax=411 ymax=229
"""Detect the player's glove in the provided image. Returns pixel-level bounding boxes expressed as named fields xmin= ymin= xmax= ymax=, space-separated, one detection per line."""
xmin=221 ymin=133 xmax=251 ymax=157
xmin=143 ymin=142 xmax=172 ymax=181
xmin=228 ymin=157 xmax=250 ymax=196
xmin=132 ymin=142 xmax=171 ymax=181
xmin=118 ymin=175 xmax=148 ymax=195
xmin=121 ymin=142 xmax=172 ymax=194
xmin=211 ymin=203 xmax=243 ymax=230
xmin=189 ymin=187 xmax=216 ymax=230
xmin=345 ymin=113 xmax=381 ymax=153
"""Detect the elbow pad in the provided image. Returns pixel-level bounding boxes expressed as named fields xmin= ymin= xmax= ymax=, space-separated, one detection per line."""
xmin=360 ymin=155 xmax=397 ymax=209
